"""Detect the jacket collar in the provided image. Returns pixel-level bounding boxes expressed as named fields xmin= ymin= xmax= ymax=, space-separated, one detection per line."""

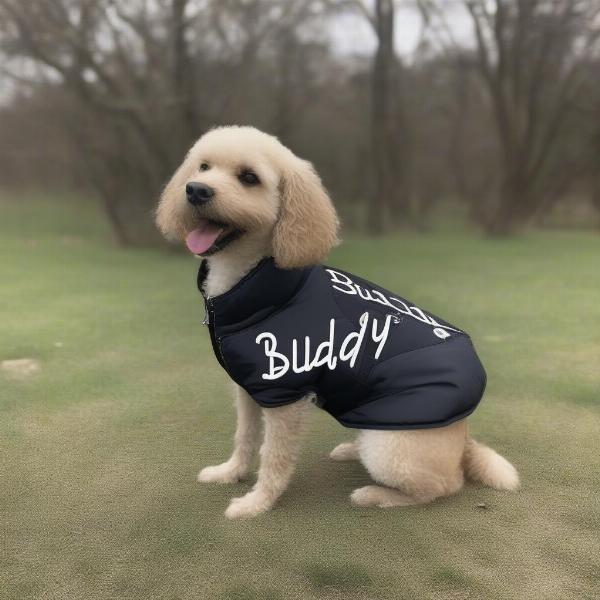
xmin=197 ymin=257 xmax=313 ymax=330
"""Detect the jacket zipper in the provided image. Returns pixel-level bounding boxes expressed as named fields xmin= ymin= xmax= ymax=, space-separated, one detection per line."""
xmin=204 ymin=297 xmax=227 ymax=368
xmin=203 ymin=297 xmax=211 ymax=325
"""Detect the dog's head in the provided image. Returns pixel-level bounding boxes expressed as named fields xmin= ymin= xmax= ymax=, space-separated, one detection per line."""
xmin=155 ymin=126 xmax=339 ymax=268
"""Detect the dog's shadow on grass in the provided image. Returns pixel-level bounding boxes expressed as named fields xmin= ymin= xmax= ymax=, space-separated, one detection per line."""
xmin=278 ymin=442 xmax=373 ymax=513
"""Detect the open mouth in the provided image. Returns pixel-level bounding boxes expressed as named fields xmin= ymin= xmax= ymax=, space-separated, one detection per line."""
xmin=185 ymin=219 xmax=244 ymax=256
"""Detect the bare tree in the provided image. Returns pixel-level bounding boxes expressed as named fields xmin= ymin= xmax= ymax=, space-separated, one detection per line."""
xmin=0 ymin=0 xmax=210 ymax=243
xmin=590 ymin=98 xmax=600 ymax=229
xmin=1 ymin=0 xmax=599 ymax=238
xmin=0 ymin=0 xmax=332 ymax=244
xmin=464 ymin=0 xmax=600 ymax=234
xmin=349 ymin=0 xmax=412 ymax=232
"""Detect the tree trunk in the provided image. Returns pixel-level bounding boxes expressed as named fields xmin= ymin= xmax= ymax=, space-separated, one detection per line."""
xmin=369 ymin=0 xmax=397 ymax=235
xmin=171 ymin=0 xmax=199 ymax=146
xmin=273 ymin=28 xmax=296 ymax=140
xmin=485 ymin=172 xmax=531 ymax=236
xmin=101 ymin=193 xmax=131 ymax=246
xmin=593 ymin=175 xmax=600 ymax=230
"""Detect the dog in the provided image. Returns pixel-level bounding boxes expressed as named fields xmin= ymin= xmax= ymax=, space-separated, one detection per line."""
xmin=155 ymin=125 xmax=519 ymax=520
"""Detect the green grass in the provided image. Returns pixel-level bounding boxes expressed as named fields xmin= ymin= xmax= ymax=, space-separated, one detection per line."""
xmin=1 ymin=193 xmax=599 ymax=600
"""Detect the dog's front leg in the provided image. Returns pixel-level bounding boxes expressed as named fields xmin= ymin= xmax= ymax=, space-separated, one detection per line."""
xmin=225 ymin=397 xmax=312 ymax=519
xmin=198 ymin=386 xmax=261 ymax=483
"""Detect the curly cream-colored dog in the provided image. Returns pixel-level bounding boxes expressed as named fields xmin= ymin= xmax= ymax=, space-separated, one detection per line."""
xmin=155 ymin=125 xmax=519 ymax=520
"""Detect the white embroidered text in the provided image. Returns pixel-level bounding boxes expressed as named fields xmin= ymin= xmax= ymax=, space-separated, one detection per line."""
xmin=325 ymin=269 xmax=459 ymax=339
xmin=255 ymin=311 xmax=391 ymax=381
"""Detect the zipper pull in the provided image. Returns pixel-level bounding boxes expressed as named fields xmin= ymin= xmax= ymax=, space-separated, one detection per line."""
xmin=203 ymin=297 xmax=212 ymax=325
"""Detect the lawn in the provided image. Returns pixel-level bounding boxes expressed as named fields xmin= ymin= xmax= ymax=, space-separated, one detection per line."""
xmin=1 ymin=193 xmax=599 ymax=600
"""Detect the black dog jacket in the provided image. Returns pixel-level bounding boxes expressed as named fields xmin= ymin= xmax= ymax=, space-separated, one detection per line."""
xmin=197 ymin=258 xmax=486 ymax=430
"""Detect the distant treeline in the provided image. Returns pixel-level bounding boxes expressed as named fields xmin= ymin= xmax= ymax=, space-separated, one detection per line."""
xmin=0 ymin=0 xmax=599 ymax=243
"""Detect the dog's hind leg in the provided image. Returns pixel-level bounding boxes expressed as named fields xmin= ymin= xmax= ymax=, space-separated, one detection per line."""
xmin=329 ymin=441 xmax=359 ymax=461
xmin=225 ymin=397 xmax=312 ymax=519
xmin=198 ymin=386 xmax=262 ymax=484
xmin=351 ymin=424 xmax=466 ymax=509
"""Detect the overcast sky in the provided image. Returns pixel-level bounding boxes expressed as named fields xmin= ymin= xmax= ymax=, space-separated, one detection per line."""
xmin=329 ymin=3 xmax=474 ymax=58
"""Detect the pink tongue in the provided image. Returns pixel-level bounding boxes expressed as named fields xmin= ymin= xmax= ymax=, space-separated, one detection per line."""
xmin=185 ymin=220 xmax=224 ymax=255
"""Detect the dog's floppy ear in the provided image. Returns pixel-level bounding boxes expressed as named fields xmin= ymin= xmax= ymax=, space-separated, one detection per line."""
xmin=155 ymin=158 xmax=190 ymax=239
xmin=272 ymin=158 xmax=340 ymax=269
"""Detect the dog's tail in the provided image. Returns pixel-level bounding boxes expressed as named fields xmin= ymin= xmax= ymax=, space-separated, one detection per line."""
xmin=462 ymin=438 xmax=519 ymax=491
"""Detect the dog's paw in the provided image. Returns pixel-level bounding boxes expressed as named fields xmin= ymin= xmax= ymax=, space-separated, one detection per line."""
xmin=350 ymin=486 xmax=378 ymax=506
xmin=350 ymin=485 xmax=387 ymax=507
xmin=351 ymin=485 xmax=418 ymax=508
xmin=197 ymin=462 xmax=245 ymax=484
xmin=224 ymin=491 xmax=272 ymax=520
xmin=329 ymin=442 xmax=358 ymax=461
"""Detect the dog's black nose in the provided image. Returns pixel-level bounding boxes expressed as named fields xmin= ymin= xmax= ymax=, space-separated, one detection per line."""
xmin=186 ymin=182 xmax=215 ymax=205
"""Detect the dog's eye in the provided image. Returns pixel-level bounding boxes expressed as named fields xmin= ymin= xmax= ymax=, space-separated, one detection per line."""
xmin=199 ymin=162 xmax=210 ymax=172
xmin=239 ymin=169 xmax=260 ymax=186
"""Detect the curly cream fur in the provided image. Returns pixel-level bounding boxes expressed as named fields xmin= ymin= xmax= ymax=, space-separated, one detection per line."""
xmin=156 ymin=125 xmax=518 ymax=519
xmin=272 ymin=159 xmax=339 ymax=268
xmin=155 ymin=126 xmax=338 ymax=268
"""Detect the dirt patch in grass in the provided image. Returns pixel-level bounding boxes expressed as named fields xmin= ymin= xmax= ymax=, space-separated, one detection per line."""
xmin=1 ymin=358 xmax=41 ymax=379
